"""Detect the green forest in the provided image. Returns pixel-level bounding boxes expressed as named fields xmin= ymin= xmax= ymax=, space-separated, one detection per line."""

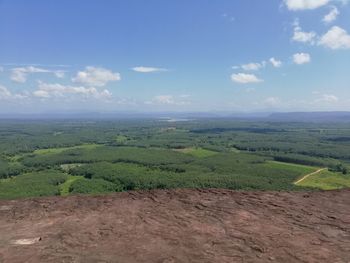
xmin=0 ymin=119 xmax=349 ymax=199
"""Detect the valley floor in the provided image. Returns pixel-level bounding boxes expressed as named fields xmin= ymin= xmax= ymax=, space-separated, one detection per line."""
xmin=0 ymin=189 xmax=350 ymax=262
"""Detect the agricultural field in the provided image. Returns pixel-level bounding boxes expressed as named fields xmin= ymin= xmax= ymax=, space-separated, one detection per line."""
xmin=174 ymin=147 xmax=218 ymax=158
xmin=0 ymin=119 xmax=349 ymax=199
xmin=296 ymin=169 xmax=350 ymax=190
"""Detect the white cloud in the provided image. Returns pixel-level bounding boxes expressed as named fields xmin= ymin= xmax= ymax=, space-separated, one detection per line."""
xmin=10 ymin=66 xmax=49 ymax=83
xmin=293 ymin=29 xmax=317 ymax=44
xmin=54 ymin=71 xmax=65 ymax=78
xmin=0 ymin=67 xmax=3 ymax=72
xmin=132 ymin=66 xmax=168 ymax=73
xmin=263 ymin=97 xmax=281 ymax=106
xmin=269 ymin=57 xmax=282 ymax=67
xmin=235 ymin=59 xmax=280 ymax=71
xmin=11 ymin=70 xmax=27 ymax=83
xmin=10 ymin=66 xmax=66 ymax=83
xmin=33 ymin=81 xmax=112 ymax=100
xmin=292 ymin=21 xmax=317 ymax=44
xmin=72 ymin=66 xmax=121 ymax=87
xmin=0 ymin=85 xmax=12 ymax=99
xmin=241 ymin=63 xmax=264 ymax=71
xmin=0 ymin=85 xmax=28 ymax=100
xmin=293 ymin=53 xmax=311 ymax=64
xmin=323 ymin=6 xmax=339 ymax=23
xmin=318 ymin=26 xmax=350 ymax=49
xmin=32 ymin=90 xmax=51 ymax=98
xmin=231 ymin=73 xmax=263 ymax=84
xmin=284 ymin=0 xmax=330 ymax=10
xmin=152 ymin=95 xmax=175 ymax=104
xmin=314 ymin=94 xmax=339 ymax=103
xmin=146 ymin=95 xmax=190 ymax=106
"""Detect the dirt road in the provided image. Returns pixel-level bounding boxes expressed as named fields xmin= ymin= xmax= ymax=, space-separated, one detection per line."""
xmin=294 ymin=168 xmax=327 ymax=184
xmin=0 ymin=189 xmax=350 ymax=262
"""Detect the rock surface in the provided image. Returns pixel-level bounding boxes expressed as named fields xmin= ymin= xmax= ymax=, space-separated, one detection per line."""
xmin=0 ymin=189 xmax=350 ymax=262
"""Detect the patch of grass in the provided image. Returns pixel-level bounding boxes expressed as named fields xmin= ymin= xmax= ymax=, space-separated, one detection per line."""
xmin=296 ymin=170 xmax=350 ymax=190
xmin=59 ymin=175 xmax=84 ymax=196
xmin=10 ymin=144 xmax=101 ymax=162
xmin=33 ymin=143 xmax=100 ymax=155
xmin=175 ymin=147 xmax=218 ymax=158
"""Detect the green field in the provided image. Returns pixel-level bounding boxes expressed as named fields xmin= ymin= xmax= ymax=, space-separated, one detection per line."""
xmin=0 ymin=119 xmax=349 ymax=199
xmin=174 ymin=147 xmax=218 ymax=158
xmin=59 ymin=175 xmax=84 ymax=196
xmin=33 ymin=143 xmax=100 ymax=155
xmin=296 ymin=169 xmax=350 ymax=190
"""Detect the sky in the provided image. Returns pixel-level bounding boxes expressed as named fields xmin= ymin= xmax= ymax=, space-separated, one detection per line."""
xmin=0 ymin=0 xmax=350 ymax=114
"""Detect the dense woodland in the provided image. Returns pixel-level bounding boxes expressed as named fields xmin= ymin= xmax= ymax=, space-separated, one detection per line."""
xmin=0 ymin=119 xmax=349 ymax=199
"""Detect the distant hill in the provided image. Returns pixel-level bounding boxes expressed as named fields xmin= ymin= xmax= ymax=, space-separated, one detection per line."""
xmin=268 ymin=112 xmax=350 ymax=122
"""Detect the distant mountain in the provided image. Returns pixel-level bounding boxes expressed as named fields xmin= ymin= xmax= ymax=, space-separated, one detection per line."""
xmin=268 ymin=112 xmax=350 ymax=122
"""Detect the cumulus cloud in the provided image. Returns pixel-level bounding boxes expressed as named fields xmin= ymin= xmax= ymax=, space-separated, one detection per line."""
xmin=10 ymin=66 xmax=49 ymax=83
xmin=54 ymin=71 xmax=65 ymax=78
xmin=292 ymin=20 xmax=317 ymax=44
xmin=323 ymin=6 xmax=339 ymax=23
xmin=241 ymin=62 xmax=265 ymax=71
xmin=314 ymin=94 xmax=339 ymax=103
xmin=293 ymin=53 xmax=311 ymax=64
xmin=72 ymin=66 xmax=121 ymax=87
xmin=269 ymin=57 xmax=282 ymax=67
xmin=10 ymin=66 xmax=66 ymax=83
xmin=291 ymin=21 xmax=350 ymax=50
xmin=11 ymin=71 xmax=27 ymax=83
xmin=146 ymin=95 xmax=191 ymax=106
xmin=231 ymin=73 xmax=263 ymax=84
xmin=234 ymin=58 xmax=281 ymax=71
xmin=318 ymin=26 xmax=350 ymax=49
xmin=152 ymin=95 xmax=175 ymax=104
xmin=0 ymin=85 xmax=28 ymax=100
xmin=263 ymin=97 xmax=281 ymax=106
xmin=0 ymin=85 xmax=12 ymax=99
xmin=131 ymin=66 xmax=168 ymax=73
xmin=284 ymin=0 xmax=330 ymax=10
xmin=33 ymin=81 xmax=112 ymax=100
xmin=32 ymin=90 xmax=51 ymax=98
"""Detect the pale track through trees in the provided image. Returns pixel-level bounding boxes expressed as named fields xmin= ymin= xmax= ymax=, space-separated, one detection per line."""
xmin=294 ymin=168 xmax=327 ymax=185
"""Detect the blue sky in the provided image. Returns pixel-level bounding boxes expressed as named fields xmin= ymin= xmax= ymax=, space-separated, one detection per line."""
xmin=0 ymin=0 xmax=350 ymax=113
